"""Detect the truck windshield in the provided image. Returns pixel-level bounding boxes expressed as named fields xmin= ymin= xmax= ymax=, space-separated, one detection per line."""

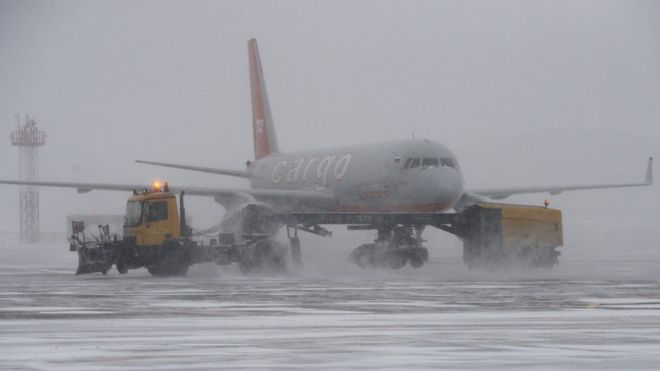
xmin=125 ymin=200 xmax=143 ymax=227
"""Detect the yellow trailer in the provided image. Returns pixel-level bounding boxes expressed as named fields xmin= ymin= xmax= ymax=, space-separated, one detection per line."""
xmin=478 ymin=202 xmax=563 ymax=249
xmin=461 ymin=203 xmax=563 ymax=269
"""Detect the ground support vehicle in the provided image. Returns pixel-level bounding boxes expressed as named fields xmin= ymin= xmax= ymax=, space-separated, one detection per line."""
xmin=280 ymin=202 xmax=563 ymax=270
xmin=456 ymin=203 xmax=562 ymax=269
xmin=69 ymin=184 xmax=287 ymax=276
xmin=70 ymin=233 xmax=237 ymax=276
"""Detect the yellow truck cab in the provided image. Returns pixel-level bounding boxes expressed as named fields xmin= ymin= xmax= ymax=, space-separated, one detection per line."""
xmin=123 ymin=182 xmax=181 ymax=246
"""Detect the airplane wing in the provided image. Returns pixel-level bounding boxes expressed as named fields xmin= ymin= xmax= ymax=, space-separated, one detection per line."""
xmin=470 ymin=157 xmax=653 ymax=200
xmin=135 ymin=160 xmax=250 ymax=178
xmin=0 ymin=179 xmax=336 ymax=210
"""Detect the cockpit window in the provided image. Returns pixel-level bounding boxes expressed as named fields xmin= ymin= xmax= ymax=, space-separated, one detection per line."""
xmin=422 ymin=158 xmax=439 ymax=168
xmin=403 ymin=158 xmax=419 ymax=169
xmin=440 ymin=158 xmax=455 ymax=168
xmin=403 ymin=157 xmax=456 ymax=170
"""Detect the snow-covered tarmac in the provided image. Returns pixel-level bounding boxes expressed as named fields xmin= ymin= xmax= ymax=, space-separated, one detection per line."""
xmin=1 ymin=243 xmax=660 ymax=369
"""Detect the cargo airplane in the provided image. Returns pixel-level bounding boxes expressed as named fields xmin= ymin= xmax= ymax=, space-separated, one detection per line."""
xmin=1 ymin=39 xmax=654 ymax=270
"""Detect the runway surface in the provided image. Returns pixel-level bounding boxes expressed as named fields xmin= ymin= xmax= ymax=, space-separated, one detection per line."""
xmin=1 ymin=243 xmax=660 ymax=370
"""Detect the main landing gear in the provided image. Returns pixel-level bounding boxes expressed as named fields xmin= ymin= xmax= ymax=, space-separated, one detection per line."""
xmin=350 ymin=225 xmax=429 ymax=269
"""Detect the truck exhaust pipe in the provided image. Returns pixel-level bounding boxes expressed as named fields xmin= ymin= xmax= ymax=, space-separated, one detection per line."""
xmin=179 ymin=191 xmax=190 ymax=238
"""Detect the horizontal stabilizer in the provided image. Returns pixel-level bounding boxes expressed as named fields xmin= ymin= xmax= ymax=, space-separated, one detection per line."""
xmin=136 ymin=160 xmax=250 ymax=178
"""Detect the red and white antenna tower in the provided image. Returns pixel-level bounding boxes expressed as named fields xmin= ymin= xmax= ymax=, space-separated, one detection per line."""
xmin=10 ymin=115 xmax=46 ymax=244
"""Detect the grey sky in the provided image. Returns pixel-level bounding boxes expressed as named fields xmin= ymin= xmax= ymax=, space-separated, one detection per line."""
xmin=1 ymin=0 xmax=658 ymax=259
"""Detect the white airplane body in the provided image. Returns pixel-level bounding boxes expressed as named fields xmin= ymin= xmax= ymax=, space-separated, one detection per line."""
xmin=247 ymin=140 xmax=463 ymax=212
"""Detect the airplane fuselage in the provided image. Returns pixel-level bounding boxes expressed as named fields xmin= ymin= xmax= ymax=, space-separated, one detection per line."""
xmin=249 ymin=139 xmax=464 ymax=212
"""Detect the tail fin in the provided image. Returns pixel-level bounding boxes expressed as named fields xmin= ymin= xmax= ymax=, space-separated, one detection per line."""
xmin=248 ymin=38 xmax=280 ymax=160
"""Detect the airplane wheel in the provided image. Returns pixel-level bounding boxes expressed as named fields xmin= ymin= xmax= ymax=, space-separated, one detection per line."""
xmin=410 ymin=247 xmax=428 ymax=268
xmin=387 ymin=250 xmax=407 ymax=269
xmin=410 ymin=255 xmax=424 ymax=268
xmin=350 ymin=244 xmax=375 ymax=268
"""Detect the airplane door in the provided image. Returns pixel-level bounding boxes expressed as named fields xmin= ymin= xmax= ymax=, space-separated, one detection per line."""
xmin=384 ymin=155 xmax=405 ymax=196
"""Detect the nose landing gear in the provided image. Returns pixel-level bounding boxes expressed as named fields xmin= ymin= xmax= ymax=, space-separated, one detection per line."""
xmin=350 ymin=225 xmax=429 ymax=269
xmin=287 ymin=226 xmax=302 ymax=269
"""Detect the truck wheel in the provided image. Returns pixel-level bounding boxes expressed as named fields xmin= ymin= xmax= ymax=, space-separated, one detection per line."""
xmin=147 ymin=243 xmax=190 ymax=277
xmin=256 ymin=240 xmax=287 ymax=272
xmin=147 ymin=262 xmax=189 ymax=277
xmin=239 ymin=239 xmax=287 ymax=274
xmin=238 ymin=260 xmax=255 ymax=274
xmin=532 ymin=247 xmax=560 ymax=268
xmin=116 ymin=259 xmax=128 ymax=274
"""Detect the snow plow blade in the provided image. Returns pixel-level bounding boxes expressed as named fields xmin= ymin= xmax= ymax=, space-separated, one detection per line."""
xmin=71 ymin=237 xmax=114 ymax=275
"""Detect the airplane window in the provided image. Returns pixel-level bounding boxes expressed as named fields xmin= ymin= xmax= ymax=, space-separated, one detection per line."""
xmin=440 ymin=158 xmax=455 ymax=168
xmin=410 ymin=158 xmax=421 ymax=168
xmin=422 ymin=158 xmax=439 ymax=168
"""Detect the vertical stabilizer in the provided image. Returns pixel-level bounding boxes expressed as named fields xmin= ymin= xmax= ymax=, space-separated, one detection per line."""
xmin=248 ymin=38 xmax=280 ymax=159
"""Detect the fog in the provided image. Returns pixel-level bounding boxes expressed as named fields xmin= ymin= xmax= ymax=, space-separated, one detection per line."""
xmin=1 ymin=0 xmax=659 ymax=265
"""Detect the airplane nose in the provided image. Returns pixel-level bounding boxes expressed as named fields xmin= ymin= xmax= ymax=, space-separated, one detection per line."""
xmin=422 ymin=167 xmax=463 ymax=207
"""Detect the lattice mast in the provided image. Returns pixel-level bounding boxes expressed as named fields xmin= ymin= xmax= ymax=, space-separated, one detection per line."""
xmin=10 ymin=115 xmax=46 ymax=244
